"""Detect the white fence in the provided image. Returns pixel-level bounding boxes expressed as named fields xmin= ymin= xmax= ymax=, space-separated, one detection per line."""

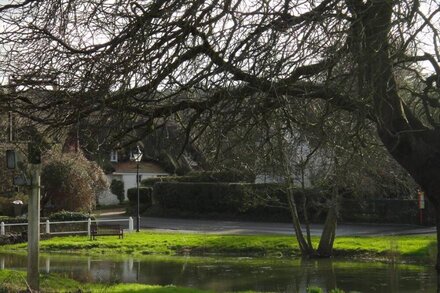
xmin=0 ymin=217 xmax=134 ymax=236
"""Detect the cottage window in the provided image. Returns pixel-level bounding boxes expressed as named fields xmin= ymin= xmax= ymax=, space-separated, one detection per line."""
xmin=110 ymin=150 xmax=118 ymax=162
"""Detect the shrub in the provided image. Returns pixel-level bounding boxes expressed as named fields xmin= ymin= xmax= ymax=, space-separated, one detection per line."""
xmin=0 ymin=216 xmax=48 ymax=224
xmin=307 ymin=288 xmax=323 ymax=293
xmin=0 ymin=193 xmax=28 ymax=217
xmin=48 ymin=210 xmax=93 ymax=221
xmin=41 ymin=150 xmax=108 ymax=213
xmin=151 ymin=182 xmax=328 ymax=221
xmin=127 ymin=187 xmax=153 ymax=206
xmin=126 ymin=187 xmax=153 ymax=215
xmin=110 ymin=179 xmax=125 ymax=203
xmin=153 ymin=182 xmax=249 ymax=214
xmin=141 ymin=177 xmax=175 ymax=187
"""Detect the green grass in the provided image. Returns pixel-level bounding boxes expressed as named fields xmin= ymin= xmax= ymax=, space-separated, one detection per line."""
xmin=0 ymin=232 xmax=301 ymax=256
xmin=0 ymin=231 xmax=436 ymax=262
xmin=0 ymin=269 xmax=211 ymax=292
xmin=333 ymin=235 xmax=437 ymax=259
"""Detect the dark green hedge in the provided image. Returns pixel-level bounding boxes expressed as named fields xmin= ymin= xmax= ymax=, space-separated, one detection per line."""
xmin=48 ymin=211 xmax=94 ymax=221
xmin=0 ymin=216 xmax=47 ymax=224
xmin=151 ymin=182 xmax=323 ymax=221
xmin=340 ymin=199 xmax=435 ymax=225
xmin=150 ymin=182 xmax=430 ymax=224
xmin=127 ymin=187 xmax=153 ymax=206
xmin=153 ymin=182 xmax=246 ymax=214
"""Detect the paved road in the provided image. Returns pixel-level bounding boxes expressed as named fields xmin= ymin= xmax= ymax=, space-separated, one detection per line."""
xmin=139 ymin=217 xmax=437 ymax=236
xmin=97 ymin=211 xmax=436 ymax=236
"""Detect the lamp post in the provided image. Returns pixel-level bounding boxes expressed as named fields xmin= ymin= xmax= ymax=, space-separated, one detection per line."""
xmin=132 ymin=146 xmax=143 ymax=232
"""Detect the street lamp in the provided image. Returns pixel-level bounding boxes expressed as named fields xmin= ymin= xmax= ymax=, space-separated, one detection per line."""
xmin=132 ymin=146 xmax=143 ymax=232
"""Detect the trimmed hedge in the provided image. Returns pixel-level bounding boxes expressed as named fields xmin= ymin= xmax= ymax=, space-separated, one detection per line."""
xmin=153 ymin=183 xmax=245 ymax=214
xmin=150 ymin=182 xmax=431 ymax=224
xmin=48 ymin=210 xmax=94 ymax=221
xmin=0 ymin=216 xmax=48 ymax=224
xmin=127 ymin=187 xmax=153 ymax=206
xmin=150 ymin=182 xmax=324 ymax=221
xmin=340 ymin=199 xmax=435 ymax=225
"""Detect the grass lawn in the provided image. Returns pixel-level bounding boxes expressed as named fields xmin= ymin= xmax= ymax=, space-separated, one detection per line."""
xmin=0 ymin=231 xmax=436 ymax=261
xmin=0 ymin=269 xmax=210 ymax=293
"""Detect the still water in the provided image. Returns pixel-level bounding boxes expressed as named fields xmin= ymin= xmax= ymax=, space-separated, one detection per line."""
xmin=0 ymin=253 xmax=436 ymax=292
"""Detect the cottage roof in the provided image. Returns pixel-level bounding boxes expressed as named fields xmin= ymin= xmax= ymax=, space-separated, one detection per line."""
xmin=112 ymin=161 xmax=167 ymax=174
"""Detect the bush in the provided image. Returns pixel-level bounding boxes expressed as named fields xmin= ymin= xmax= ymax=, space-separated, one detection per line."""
xmin=127 ymin=187 xmax=153 ymax=206
xmin=126 ymin=187 xmax=153 ymax=216
xmin=339 ymin=199 xmax=431 ymax=225
xmin=141 ymin=177 xmax=175 ymax=187
xmin=110 ymin=179 xmax=125 ymax=203
xmin=48 ymin=210 xmax=94 ymax=221
xmin=41 ymin=150 xmax=108 ymax=213
xmin=0 ymin=193 xmax=28 ymax=217
xmin=150 ymin=182 xmax=329 ymax=221
xmin=153 ymin=182 xmax=246 ymax=214
xmin=0 ymin=216 xmax=48 ymax=224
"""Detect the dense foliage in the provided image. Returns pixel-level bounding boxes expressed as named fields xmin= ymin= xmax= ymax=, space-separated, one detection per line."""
xmin=41 ymin=151 xmax=108 ymax=213
xmin=48 ymin=210 xmax=93 ymax=221
xmin=0 ymin=192 xmax=27 ymax=217
xmin=110 ymin=179 xmax=125 ymax=204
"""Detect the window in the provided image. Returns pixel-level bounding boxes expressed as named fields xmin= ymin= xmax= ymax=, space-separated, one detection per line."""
xmin=110 ymin=150 xmax=118 ymax=162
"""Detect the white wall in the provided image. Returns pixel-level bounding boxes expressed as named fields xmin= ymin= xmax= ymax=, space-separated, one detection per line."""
xmin=120 ymin=173 xmax=168 ymax=201
xmin=97 ymin=189 xmax=119 ymax=206
xmin=97 ymin=175 xmax=120 ymax=206
xmin=98 ymin=172 xmax=169 ymax=205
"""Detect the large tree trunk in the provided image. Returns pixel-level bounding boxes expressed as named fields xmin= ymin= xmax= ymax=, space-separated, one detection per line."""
xmin=317 ymin=197 xmax=337 ymax=257
xmin=356 ymin=0 xmax=440 ymax=273
xmin=287 ymin=190 xmax=314 ymax=256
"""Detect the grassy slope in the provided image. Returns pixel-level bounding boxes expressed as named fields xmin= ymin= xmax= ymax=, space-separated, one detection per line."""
xmin=0 ymin=232 xmax=436 ymax=261
xmin=0 ymin=269 xmax=211 ymax=293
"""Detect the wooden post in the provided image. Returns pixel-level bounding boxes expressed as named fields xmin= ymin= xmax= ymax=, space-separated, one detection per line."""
xmin=27 ymin=164 xmax=40 ymax=291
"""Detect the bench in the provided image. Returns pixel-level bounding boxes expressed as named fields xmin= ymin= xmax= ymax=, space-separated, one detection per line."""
xmin=90 ymin=224 xmax=124 ymax=240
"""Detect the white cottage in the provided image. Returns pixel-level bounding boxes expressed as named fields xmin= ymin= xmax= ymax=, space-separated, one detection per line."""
xmin=98 ymin=151 xmax=169 ymax=205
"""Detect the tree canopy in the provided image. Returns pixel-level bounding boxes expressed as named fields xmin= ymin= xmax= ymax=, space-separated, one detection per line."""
xmin=0 ymin=0 xmax=440 ymax=261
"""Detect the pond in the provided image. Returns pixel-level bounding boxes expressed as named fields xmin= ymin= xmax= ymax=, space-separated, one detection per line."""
xmin=0 ymin=253 xmax=436 ymax=292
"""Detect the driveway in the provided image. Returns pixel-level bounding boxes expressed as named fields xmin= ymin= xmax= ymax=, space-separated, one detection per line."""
xmin=96 ymin=210 xmax=436 ymax=236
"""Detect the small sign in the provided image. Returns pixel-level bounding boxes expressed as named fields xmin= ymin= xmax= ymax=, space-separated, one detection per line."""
xmin=13 ymin=175 xmax=30 ymax=186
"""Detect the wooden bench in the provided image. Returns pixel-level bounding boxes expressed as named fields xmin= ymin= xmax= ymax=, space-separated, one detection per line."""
xmin=90 ymin=224 xmax=124 ymax=240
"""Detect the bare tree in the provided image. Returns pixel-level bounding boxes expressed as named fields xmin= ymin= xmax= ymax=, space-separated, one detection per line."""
xmin=0 ymin=0 xmax=439 ymax=268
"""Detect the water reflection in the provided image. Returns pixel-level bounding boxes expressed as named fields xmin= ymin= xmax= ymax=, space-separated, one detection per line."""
xmin=0 ymin=252 xmax=436 ymax=292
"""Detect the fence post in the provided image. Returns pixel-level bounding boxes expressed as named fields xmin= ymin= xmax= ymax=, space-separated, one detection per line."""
xmin=87 ymin=218 xmax=91 ymax=237
xmin=0 ymin=222 xmax=4 ymax=236
xmin=128 ymin=217 xmax=134 ymax=232
xmin=45 ymin=219 xmax=50 ymax=234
